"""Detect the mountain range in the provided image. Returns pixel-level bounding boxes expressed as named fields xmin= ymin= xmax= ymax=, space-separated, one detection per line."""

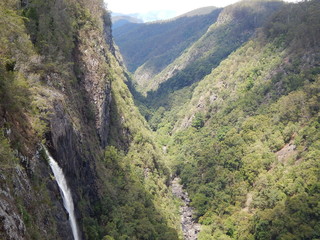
xmin=111 ymin=9 xmax=178 ymax=27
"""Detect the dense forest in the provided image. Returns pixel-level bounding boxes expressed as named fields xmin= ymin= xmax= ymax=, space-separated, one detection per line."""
xmin=1 ymin=0 xmax=320 ymax=239
xmin=114 ymin=0 xmax=320 ymax=239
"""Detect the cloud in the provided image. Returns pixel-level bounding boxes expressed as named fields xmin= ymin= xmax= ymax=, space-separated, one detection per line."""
xmin=106 ymin=0 xmax=233 ymax=14
xmin=106 ymin=0 xmax=300 ymax=15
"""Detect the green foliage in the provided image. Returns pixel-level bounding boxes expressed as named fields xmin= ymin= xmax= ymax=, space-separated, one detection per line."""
xmin=133 ymin=1 xmax=320 ymax=239
xmin=95 ymin=149 xmax=180 ymax=239
xmin=0 ymin=130 xmax=18 ymax=168
xmin=83 ymin=217 xmax=101 ymax=240
xmin=102 ymin=236 xmax=115 ymax=240
xmin=0 ymin=3 xmax=33 ymax=112
xmin=22 ymin=0 xmax=74 ymax=58
xmin=0 ymin=66 xmax=31 ymax=112
xmin=149 ymin=107 xmax=166 ymax=130
xmin=103 ymin=145 xmax=123 ymax=166
xmin=129 ymin=0 xmax=284 ymax=132
xmin=264 ymin=0 xmax=320 ymax=49
xmin=191 ymin=193 xmax=209 ymax=217
xmin=191 ymin=113 xmax=205 ymax=129
xmin=2 ymin=0 xmax=320 ymax=239
xmin=86 ymin=55 xmax=180 ymax=239
xmin=0 ymin=1 xmax=49 ymax=152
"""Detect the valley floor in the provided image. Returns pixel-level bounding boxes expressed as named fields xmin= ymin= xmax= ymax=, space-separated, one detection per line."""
xmin=172 ymin=177 xmax=200 ymax=240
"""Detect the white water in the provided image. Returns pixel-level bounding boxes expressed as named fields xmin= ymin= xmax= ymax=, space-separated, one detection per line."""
xmin=44 ymin=148 xmax=80 ymax=240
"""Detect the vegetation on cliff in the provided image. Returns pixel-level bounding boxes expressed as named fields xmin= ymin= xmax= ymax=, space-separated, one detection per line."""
xmin=90 ymin=52 xmax=180 ymax=240
xmin=0 ymin=0 xmax=180 ymax=239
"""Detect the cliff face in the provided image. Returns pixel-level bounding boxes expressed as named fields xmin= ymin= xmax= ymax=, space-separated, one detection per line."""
xmin=0 ymin=0 xmax=111 ymax=238
xmin=0 ymin=0 xmax=179 ymax=239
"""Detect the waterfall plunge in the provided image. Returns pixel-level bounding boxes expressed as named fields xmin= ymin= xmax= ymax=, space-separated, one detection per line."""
xmin=44 ymin=147 xmax=80 ymax=240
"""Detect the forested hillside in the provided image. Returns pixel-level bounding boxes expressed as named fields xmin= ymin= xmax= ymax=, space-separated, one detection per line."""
xmin=164 ymin=1 xmax=320 ymax=238
xmin=114 ymin=0 xmax=285 ymax=128
xmin=114 ymin=1 xmax=283 ymax=96
xmin=145 ymin=0 xmax=283 ymax=93
xmin=116 ymin=0 xmax=320 ymax=239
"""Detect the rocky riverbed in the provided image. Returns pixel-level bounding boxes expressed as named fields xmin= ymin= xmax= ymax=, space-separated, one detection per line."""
xmin=172 ymin=177 xmax=200 ymax=240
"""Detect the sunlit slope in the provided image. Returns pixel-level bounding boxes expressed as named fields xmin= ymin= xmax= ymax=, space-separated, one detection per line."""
xmin=145 ymin=0 xmax=284 ymax=95
xmin=161 ymin=1 xmax=320 ymax=239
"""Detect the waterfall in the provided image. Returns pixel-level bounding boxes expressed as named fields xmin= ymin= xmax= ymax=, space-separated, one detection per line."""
xmin=44 ymin=147 xmax=80 ymax=240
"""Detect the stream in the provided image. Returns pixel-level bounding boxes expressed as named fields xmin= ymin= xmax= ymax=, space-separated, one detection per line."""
xmin=172 ymin=177 xmax=200 ymax=240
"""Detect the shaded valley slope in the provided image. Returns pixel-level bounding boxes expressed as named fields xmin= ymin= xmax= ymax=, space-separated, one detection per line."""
xmin=0 ymin=0 xmax=180 ymax=239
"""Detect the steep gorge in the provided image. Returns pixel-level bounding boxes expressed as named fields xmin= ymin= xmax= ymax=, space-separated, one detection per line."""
xmin=1 ymin=0 xmax=320 ymax=239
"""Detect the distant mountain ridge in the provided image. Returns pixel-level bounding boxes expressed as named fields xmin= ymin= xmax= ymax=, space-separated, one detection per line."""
xmin=112 ymin=14 xmax=143 ymax=29
xmin=113 ymin=2 xmax=284 ymax=96
xmin=175 ymin=6 xmax=219 ymax=18
xmin=111 ymin=9 xmax=178 ymax=26
xmin=113 ymin=7 xmax=222 ymax=85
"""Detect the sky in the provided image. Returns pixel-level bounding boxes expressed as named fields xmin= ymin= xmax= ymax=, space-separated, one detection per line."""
xmin=105 ymin=0 xmax=299 ymax=16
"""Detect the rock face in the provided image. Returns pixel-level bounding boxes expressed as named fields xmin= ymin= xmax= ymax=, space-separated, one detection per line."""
xmin=75 ymin=20 xmax=112 ymax=148
xmin=0 ymin=1 xmax=178 ymax=239
xmin=0 ymin=154 xmax=74 ymax=240
xmin=172 ymin=178 xmax=200 ymax=240
xmin=49 ymin=99 xmax=100 ymax=238
xmin=0 ymin=178 xmax=26 ymax=240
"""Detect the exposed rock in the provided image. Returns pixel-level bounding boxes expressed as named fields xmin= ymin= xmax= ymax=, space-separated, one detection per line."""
xmin=162 ymin=145 xmax=168 ymax=154
xmin=76 ymin=24 xmax=112 ymax=148
xmin=242 ymin=192 xmax=253 ymax=213
xmin=179 ymin=115 xmax=194 ymax=130
xmin=172 ymin=178 xmax=200 ymax=240
xmin=0 ymin=156 xmax=74 ymax=240
xmin=196 ymin=96 xmax=205 ymax=109
xmin=276 ymin=142 xmax=297 ymax=164
xmin=0 ymin=171 xmax=26 ymax=240
xmin=209 ymin=93 xmax=217 ymax=103
xmin=103 ymin=12 xmax=116 ymax=56
xmin=0 ymin=198 xmax=25 ymax=240
xmin=49 ymin=99 xmax=101 ymax=238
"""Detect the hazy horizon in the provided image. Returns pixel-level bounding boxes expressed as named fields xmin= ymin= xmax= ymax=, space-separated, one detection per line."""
xmin=106 ymin=0 xmax=300 ymax=17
